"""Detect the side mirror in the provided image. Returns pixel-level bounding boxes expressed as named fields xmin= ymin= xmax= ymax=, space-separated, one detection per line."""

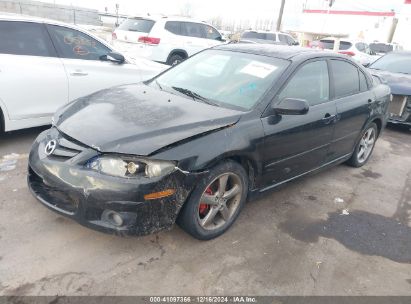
xmin=292 ymin=41 xmax=300 ymax=46
xmin=363 ymin=62 xmax=370 ymax=68
xmin=100 ymin=52 xmax=125 ymax=64
xmin=273 ymin=98 xmax=309 ymax=115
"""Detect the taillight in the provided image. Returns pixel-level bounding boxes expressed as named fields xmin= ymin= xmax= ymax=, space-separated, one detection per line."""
xmin=138 ymin=36 xmax=160 ymax=45
xmin=338 ymin=51 xmax=355 ymax=56
xmin=112 ymin=32 xmax=117 ymax=40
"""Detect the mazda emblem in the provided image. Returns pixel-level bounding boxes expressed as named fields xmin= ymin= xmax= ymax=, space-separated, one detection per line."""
xmin=45 ymin=140 xmax=57 ymax=156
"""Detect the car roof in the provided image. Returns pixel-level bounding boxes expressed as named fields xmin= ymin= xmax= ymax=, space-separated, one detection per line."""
xmin=126 ymin=14 xmax=210 ymax=24
xmin=0 ymin=12 xmax=69 ymax=26
xmin=384 ymin=51 xmax=411 ymax=56
xmin=0 ymin=13 xmax=114 ymax=52
xmin=214 ymin=43 xmax=346 ymax=60
xmin=320 ymin=37 xmax=365 ymax=43
xmin=243 ymin=30 xmax=290 ymax=35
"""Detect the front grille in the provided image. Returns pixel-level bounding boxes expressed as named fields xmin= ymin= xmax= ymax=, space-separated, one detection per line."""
xmin=49 ymin=134 xmax=87 ymax=161
xmin=28 ymin=167 xmax=79 ymax=214
xmin=389 ymin=95 xmax=408 ymax=117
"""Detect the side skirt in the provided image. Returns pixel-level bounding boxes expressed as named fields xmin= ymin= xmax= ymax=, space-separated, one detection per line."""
xmin=247 ymin=153 xmax=352 ymax=201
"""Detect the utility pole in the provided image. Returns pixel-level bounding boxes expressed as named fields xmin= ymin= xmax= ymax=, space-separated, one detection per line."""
xmin=276 ymin=0 xmax=286 ymax=31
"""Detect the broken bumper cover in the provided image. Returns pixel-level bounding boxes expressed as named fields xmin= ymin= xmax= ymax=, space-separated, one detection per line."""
xmin=388 ymin=95 xmax=411 ymax=126
xmin=27 ymin=128 xmax=199 ymax=236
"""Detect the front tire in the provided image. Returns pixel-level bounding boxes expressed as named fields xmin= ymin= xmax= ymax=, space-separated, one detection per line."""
xmin=347 ymin=122 xmax=378 ymax=167
xmin=167 ymin=53 xmax=185 ymax=66
xmin=177 ymin=161 xmax=248 ymax=240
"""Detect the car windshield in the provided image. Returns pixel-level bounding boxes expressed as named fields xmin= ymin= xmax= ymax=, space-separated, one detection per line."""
xmin=370 ymin=53 xmax=411 ymax=75
xmin=369 ymin=43 xmax=393 ymax=54
xmin=150 ymin=50 xmax=289 ymax=110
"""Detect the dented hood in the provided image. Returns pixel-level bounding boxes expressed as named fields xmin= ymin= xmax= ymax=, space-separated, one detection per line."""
xmin=55 ymin=84 xmax=242 ymax=156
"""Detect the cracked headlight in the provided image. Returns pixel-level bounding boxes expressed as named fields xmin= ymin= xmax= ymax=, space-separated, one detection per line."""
xmin=86 ymin=156 xmax=176 ymax=178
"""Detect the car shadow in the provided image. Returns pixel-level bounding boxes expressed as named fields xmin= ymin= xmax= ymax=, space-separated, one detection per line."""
xmin=0 ymin=126 xmax=49 ymax=152
xmin=279 ymin=171 xmax=411 ymax=264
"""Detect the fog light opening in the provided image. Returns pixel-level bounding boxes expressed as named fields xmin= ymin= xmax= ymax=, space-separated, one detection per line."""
xmin=102 ymin=210 xmax=124 ymax=227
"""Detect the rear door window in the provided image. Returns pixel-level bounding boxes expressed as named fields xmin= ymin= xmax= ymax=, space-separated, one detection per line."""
xmin=278 ymin=34 xmax=288 ymax=44
xmin=47 ymin=25 xmax=111 ymax=61
xmin=118 ymin=18 xmax=155 ymax=33
xmin=331 ymin=60 xmax=360 ymax=98
xmin=0 ymin=21 xmax=55 ymax=57
xmin=165 ymin=21 xmax=182 ymax=35
xmin=241 ymin=32 xmax=276 ymax=41
xmin=285 ymin=35 xmax=295 ymax=45
xmin=320 ymin=39 xmax=352 ymax=50
xmin=182 ymin=22 xmax=205 ymax=38
xmin=278 ymin=60 xmax=329 ymax=106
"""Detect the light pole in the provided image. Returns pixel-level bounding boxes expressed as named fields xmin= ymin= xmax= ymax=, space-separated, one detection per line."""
xmin=115 ymin=3 xmax=119 ymax=27
xmin=276 ymin=0 xmax=286 ymax=31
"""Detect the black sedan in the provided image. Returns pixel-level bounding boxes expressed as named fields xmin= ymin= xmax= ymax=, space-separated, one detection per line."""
xmin=368 ymin=51 xmax=411 ymax=127
xmin=28 ymin=44 xmax=391 ymax=240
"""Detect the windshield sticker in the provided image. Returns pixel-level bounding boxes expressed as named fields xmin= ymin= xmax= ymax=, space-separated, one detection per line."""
xmin=240 ymin=61 xmax=278 ymax=78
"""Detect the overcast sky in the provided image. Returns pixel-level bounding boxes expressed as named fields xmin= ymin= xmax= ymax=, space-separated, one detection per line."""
xmin=44 ymin=0 xmax=410 ymax=20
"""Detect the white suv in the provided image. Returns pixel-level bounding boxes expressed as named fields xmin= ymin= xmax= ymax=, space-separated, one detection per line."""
xmin=0 ymin=14 xmax=166 ymax=132
xmin=315 ymin=37 xmax=379 ymax=66
xmin=112 ymin=16 xmax=224 ymax=65
xmin=240 ymin=30 xmax=299 ymax=46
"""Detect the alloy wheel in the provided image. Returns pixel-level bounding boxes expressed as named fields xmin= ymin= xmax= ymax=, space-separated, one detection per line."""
xmin=197 ymin=173 xmax=243 ymax=230
xmin=357 ymin=127 xmax=376 ymax=163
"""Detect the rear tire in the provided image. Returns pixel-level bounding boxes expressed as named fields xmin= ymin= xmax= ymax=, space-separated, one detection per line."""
xmin=346 ymin=123 xmax=378 ymax=167
xmin=167 ymin=53 xmax=185 ymax=66
xmin=177 ymin=161 xmax=248 ymax=240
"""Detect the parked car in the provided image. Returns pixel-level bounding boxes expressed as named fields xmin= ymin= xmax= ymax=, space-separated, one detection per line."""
xmin=313 ymin=37 xmax=378 ymax=66
xmin=28 ymin=45 xmax=390 ymax=240
xmin=218 ymin=30 xmax=232 ymax=42
xmin=368 ymin=52 xmax=411 ymax=127
xmin=240 ymin=30 xmax=298 ymax=45
xmin=112 ymin=15 xmax=224 ymax=66
xmin=369 ymin=42 xmax=403 ymax=56
xmin=0 ymin=14 xmax=166 ymax=133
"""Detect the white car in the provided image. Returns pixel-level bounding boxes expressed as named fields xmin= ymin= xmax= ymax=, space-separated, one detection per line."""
xmin=369 ymin=42 xmax=404 ymax=56
xmin=0 ymin=14 xmax=166 ymax=132
xmin=240 ymin=30 xmax=299 ymax=46
xmin=112 ymin=16 xmax=224 ymax=66
xmin=316 ymin=37 xmax=378 ymax=66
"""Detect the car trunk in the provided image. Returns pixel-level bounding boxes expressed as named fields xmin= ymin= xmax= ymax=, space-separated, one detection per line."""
xmin=114 ymin=17 xmax=155 ymax=43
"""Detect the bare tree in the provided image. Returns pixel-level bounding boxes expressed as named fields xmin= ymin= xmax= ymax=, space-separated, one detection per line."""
xmin=180 ymin=2 xmax=192 ymax=17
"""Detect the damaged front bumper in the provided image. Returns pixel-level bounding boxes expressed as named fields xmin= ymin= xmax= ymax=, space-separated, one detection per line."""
xmin=388 ymin=95 xmax=411 ymax=126
xmin=27 ymin=128 xmax=201 ymax=236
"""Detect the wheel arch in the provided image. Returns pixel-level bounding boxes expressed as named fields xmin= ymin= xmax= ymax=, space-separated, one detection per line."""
xmin=371 ymin=117 xmax=382 ymax=137
xmin=0 ymin=99 xmax=8 ymax=133
xmin=166 ymin=49 xmax=188 ymax=63
xmin=202 ymin=154 xmax=260 ymax=192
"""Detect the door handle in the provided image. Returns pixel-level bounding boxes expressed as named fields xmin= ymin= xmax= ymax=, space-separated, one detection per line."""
xmin=322 ymin=113 xmax=336 ymax=125
xmin=70 ymin=70 xmax=88 ymax=76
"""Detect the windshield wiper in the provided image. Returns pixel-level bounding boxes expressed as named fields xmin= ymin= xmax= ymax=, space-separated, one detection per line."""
xmin=155 ymin=80 xmax=163 ymax=91
xmin=171 ymin=86 xmax=219 ymax=106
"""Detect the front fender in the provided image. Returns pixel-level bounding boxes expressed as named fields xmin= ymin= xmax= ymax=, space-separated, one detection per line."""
xmin=153 ymin=117 xmax=265 ymax=174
